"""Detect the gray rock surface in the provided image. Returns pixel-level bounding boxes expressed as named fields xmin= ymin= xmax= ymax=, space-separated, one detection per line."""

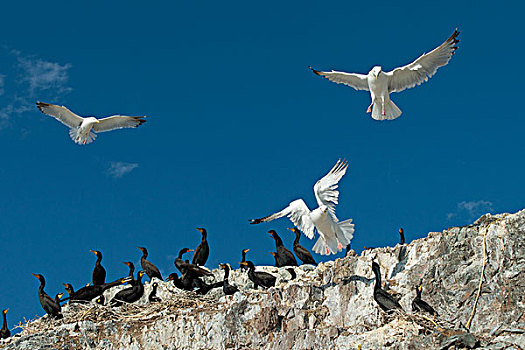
xmin=1 ymin=210 xmax=524 ymax=349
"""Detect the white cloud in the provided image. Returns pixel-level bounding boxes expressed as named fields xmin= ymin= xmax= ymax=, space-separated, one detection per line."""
xmin=107 ymin=162 xmax=139 ymax=178
xmin=0 ymin=49 xmax=72 ymax=130
xmin=0 ymin=74 xmax=5 ymax=96
xmin=447 ymin=200 xmax=494 ymax=222
xmin=16 ymin=54 xmax=72 ymax=97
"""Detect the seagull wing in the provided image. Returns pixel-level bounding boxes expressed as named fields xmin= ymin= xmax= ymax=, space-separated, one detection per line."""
xmin=310 ymin=67 xmax=369 ymax=91
xmin=386 ymin=29 xmax=460 ymax=93
xmin=36 ymin=102 xmax=84 ymax=128
xmin=313 ymin=159 xmax=349 ymax=215
xmin=250 ymin=199 xmax=316 ymax=239
xmin=92 ymin=115 xmax=146 ymax=133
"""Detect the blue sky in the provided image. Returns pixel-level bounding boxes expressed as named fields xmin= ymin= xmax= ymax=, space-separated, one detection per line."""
xmin=1 ymin=0 xmax=524 ymax=330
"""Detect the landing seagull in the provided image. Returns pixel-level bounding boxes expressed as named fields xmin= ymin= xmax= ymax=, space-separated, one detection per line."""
xmin=310 ymin=29 xmax=459 ymax=120
xmin=250 ymin=159 xmax=354 ymax=256
xmin=36 ymin=101 xmax=146 ymax=145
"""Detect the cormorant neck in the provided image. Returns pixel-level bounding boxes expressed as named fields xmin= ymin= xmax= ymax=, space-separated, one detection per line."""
xmin=128 ymin=267 xmax=135 ymax=278
xmin=223 ymin=266 xmax=230 ymax=280
xmin=241 ymin=252 xmax=246 ymax=262
xmin=372 ymin=266 xmax=382 ymax=290
xmin=141 ymin=251 xmax=148 ymax=259
xmin=2 ymin=312 xmax=7 ymax=329
xmin=201 ymin=231 xmax=207 ymax=241
xmin=177 ymin=250 xmax=186 ymax=259
xmin=274 ymin=235 xmax=283 ymax=246
xmin=293 ymin=231 xmax=301 ymax=245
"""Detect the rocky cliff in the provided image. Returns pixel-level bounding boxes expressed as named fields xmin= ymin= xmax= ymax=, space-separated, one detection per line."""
xmin=1 ymin=210 xmax=524 ymax=349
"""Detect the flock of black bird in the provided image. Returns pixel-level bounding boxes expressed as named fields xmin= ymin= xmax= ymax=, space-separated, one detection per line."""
xmin=0 ymin=226 xmax=436 ymax=339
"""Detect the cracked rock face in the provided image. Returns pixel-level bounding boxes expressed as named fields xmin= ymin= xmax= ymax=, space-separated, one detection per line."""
xmin=2 ymin=210 xmax=524 ymax=349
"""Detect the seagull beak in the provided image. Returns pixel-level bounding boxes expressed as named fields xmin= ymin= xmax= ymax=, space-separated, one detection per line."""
xmin=96 ymin=120 xmax=100 ymax=123
xmin=375 ymin=73 xmax=379 ymax=79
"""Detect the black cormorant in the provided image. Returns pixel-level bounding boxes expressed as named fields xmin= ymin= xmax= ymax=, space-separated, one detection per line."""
xmin=192 ymin=228 xmax=209 ymax=266
xmin=138 ymin=247 xmax=163 ymax=281
xmin=63 ymin=278 xmax=128 ymax=303
xmin=175 ymin=248 xmax=212 ymax=277
xmin=32 ymin=273 xmax=62 ymax=319
xmin=219 ymin=263 xmax=238 ymax=295
xmin=240 ymin=248 xmax=250 ymax=270
xmin=269 ymin=230 xmax=297 ymax=267
xmin=398 ymin=228 xmax=405 ymax=245
xmin=269 ymin=252 xmax=279 ymax=267
xmin=0 ymin=309 xmax=9 ymax=339
xmin=90 ymin=250 xmax=106 ymax=285
xmin=371 ymin=262 xmax=403 ymax=313
xmin=149 ymin=282 xmax=161 ymax=302
xmin=123 ymin=261 xmax=137 ymax=286
xmin=55 ymin=292 xmax=64 ymax=305
xmin=193 ymin=278 xmax=223 ymax=295
xmin=111 ymin=271 xmax=146 ymax=307
xmin=287 ymin=228 xmax=316 ymax=265
xmin=412 ymin=285 xmax=437 ymax=315
xmin=95 ymin=295 xmax=105 ymax=305
xmin=166 ymin=273 xmax=186 ymax=290
xmin=239 ymin=261 xmax=276 ymax=289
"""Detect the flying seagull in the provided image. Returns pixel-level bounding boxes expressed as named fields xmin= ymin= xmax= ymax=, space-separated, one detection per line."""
xmin=310 ymin=29 xmax=459 ymax=120
xmin=250 ymin=159 xmax=354 ymax=255
xmin=36 ymin=101 xmax=146 ymax=145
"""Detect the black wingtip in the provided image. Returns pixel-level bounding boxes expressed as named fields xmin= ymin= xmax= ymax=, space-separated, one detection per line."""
xmin=309 ymin=66 xmax=322 ymax=76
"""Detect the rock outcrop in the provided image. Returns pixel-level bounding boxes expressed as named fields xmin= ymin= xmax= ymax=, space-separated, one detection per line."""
xmin=2 ymin=210 xmax=525 ymax=349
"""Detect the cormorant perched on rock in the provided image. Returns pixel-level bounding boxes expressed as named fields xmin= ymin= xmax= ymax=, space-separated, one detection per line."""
xmin=149 ymin=282 xmax=161 ymax=303
xmin=397 ymin=228 xmax=407 ymax=262
xmin=175 ymin=248 xmax=212 ymax=277
xmin=166 ymin=273 xmax=186 ymax=290
xmin=219 ymin=264 xmax=238 ymax=295
xmin=269 ymin=230 xmax=297 ymax=267
xmin=90 ymin=250 xmax=106 ymax=285
xmin=111 ymin=271 xmax=146 ymax=307
xmin=138 ymin=247 xmax=163 ymax=281
xmin=398 ymin=228 xmax=405 ymax=245
xmin=63 ymin=278 xmax=128 ymax=303
xmin=287 ymin=228 xmax=316 ymax=265
xmin=371 ymin=262 xmax=403 ymax=313
xmin=95 ymin=295 xmax=105 ymax=305
xmin=0 ymin=309 xmax=10 ymax=339
xmin=123 ymin=261 xmax=137 ymax=286
xmin=240 ymin=248 xmax=250 ymax=270
xmin=32 ymin=273 xmax=62 ymax=319
xmin=412 ymin=285 xmax=437 ymax=315
xmin=55 ymin=293 xmax=64 ymax=305
xmin=269 ymin=252 xmax=279 ymax=267
xmin=192 ymin=228 xmax=209 ymax=266
xmin=286 ymin=268 xmax=297 ymax=280
xmin=240 ymin=261 xmax=276 ymax=289
xmin=194 ymin=278 xmax=223 ymax=295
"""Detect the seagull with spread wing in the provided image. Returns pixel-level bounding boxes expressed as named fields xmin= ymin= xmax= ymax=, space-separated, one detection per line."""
xmin=250 ymin=159 xmax=354 ymax=256
xmin=36 ymin=101 xmax=146 ymax=145
xmin=310 ymin=29 xmax=459 ymax=120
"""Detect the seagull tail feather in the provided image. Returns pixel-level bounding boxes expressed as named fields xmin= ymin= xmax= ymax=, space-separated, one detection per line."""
xmin=312 ymin=234 xmax=339 ymax=256
xmin=69 ymin=128 xmax=97 ymax=145
xmin=371 ymin=99 xmax=402 ymax=121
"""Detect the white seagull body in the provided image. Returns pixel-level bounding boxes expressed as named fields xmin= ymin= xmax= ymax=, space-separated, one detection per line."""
xmin=36 ymin=102 xmax=146 ymax=145
xmin=250 ymin=159 xmax=354 ymax=255
xmin=310 ymin=29 xmax=459 ymax=120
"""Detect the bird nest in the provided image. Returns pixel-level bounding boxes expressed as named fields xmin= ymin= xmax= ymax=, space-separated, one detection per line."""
xmin=15 ymin=290 xmax=218 ymax=338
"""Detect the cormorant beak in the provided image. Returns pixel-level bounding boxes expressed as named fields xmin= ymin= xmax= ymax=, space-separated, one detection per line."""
xmin=239 ymin=261 xmax=248 ymax=266
xmin=286 ymin=228 xmax=293 ymax=232
xmin=3 ymin=309 xmax=8 ymax=313
xmin=243 ymin=249 xmax=250 ymax=253
xmin=418 ymin=285 xmax=422 ymax=292
xmin=57 ymin=293 xmax=63 ymax=300
xmin=188 ymin=249 xmax=194 ymax=252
